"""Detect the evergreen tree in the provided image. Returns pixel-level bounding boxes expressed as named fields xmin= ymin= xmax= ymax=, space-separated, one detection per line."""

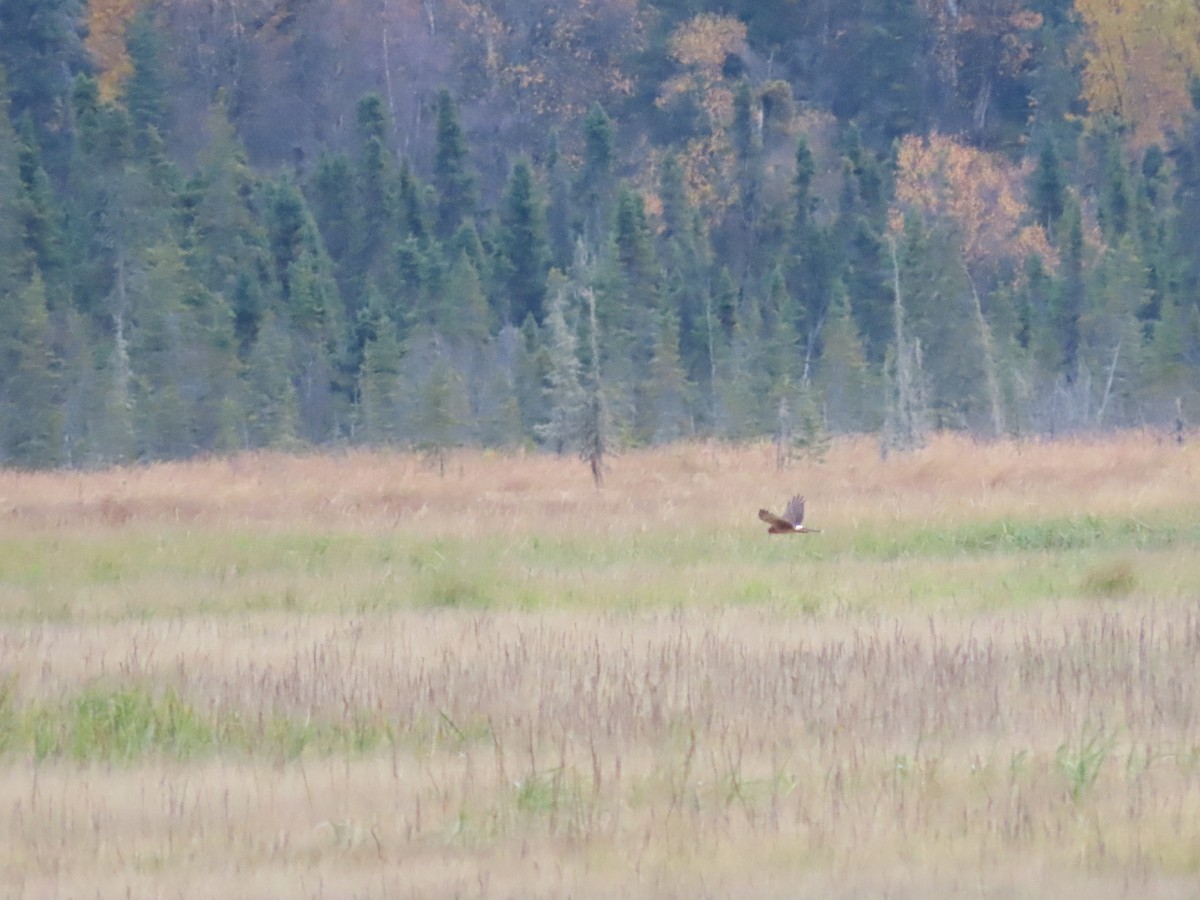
xmin=815 ymin=280 xmax=876 ymax=433
xmin=0 ymin=274 xmax=61 ymax=466
xmin=186 ymin=97 xmax=271 ymax=354
xmin=93 ymin=313 xmax=136 ymax=464
xmin=1031 ymin=140 xmax=1066 ymax=231
xmin=1056 ymin=197 xmax=1086 ymax=377
xmin=535 ymin=271 xmax=584 ymax=454
xmin=897 ymin=214 xmax=988 ymax=430
xmin=474 ymin=327 xmax=524 ymax=449
xmin=716 ymin=286 xmax=770 ymax=440
xmin=263 ymin=176 xmax=344 ymax=441
xmin=66 ymin=74 xmax=175 ymax=324
xmin=612 ymin=187 xmax=655 ymax=286
xmin=575 ymin=103 xmax=615 ymax=244
xmin=356 ymin=313 xmax=402 ymax=445
xmin=658 ymin=154 xmax=689 ymax=242
xmin=831 ymin=131 xmax=890 ymax=361
xmin=644 ymin=309 xmax=690 ymax=443
xmin=127 ymin=241 xmax=238 ymax=459
xmin=609 ymin=187 xmax=662 ymax=440
xmin=1097 ymin=131 xmax=1132 ymax=241
xmin=578 ymin=285 xmax=609 ymax=487
xmin=307 ymin=150 xmax=357 ymax=301
xmin=432 ymin=89 xmax=477 ymax=241
xmin=515 ymin=314 xmax=550 ymax=440
xmin=496 ymin=157 xmax=549 ymax=325
xmin=123 ymin=8 xmax=172 ymax=143
xmin=242 ymin=310 xmax=299 ymax=449
xmin=396 ymin=157 xmax=427 ymax=241
xmin=544 ymin=130 xmax=574 ymax=271
xmin=0 ymin=0 xmax=87 ymax=175
xmin=347 ymin=93 xmax=399 ymax=318
xmin=731 ymin=79 xmax=763 ymax=227
xmin=1168 ymin=82 xmax=1200 ymax=313
xmin=15 ymin=115 xmax=64 ymax=285
xmin=882 ymin=236 xmax=930 ymax=453
xmin=0 ymin=66 xmax=26 ymax=286
xmin=436 ymin=248 xmax=490 ymax=342
xmin=405 ymin=334 xmax=468 ymax=474
xmin=787 ymin=135 xmax=836 ymax=356
xmin=1083 ymin=236 xmax=1148 ymax=426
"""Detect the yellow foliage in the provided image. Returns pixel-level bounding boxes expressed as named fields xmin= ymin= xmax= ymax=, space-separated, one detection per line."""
xmin=86 ymin=0 xmax=146 ymax=101
xmin=893 ymin=133 xmax=1055 ymax=273
xmin=654 ymin=14 xmax=747 ymax=216
xmin=657 ymin=13 xmax=745 ymax=118
xmin=1075 ymin=0 xmax=1200 ymax=148
xmin=666 ymin=12 xmax=746 ymax=73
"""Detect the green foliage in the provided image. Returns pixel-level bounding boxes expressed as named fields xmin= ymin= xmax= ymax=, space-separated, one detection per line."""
xmin=0 ymin=0 xmax=87 ymax=174
xmin=433 ymin=89 xmax=477 ymax=241
xmin=0 ymin=5 xmax=1197 ymax=463
xmin=123 ymin=8 xmax=171 ymax=141
xmin=0 ymin=274 xmax=61 ymax=466
xmin=1056 ymin=726 xmax=1116 ymax=804
xmin=536 ymin=271 xmax=585 ymax=454
xmin=496 ymin=157 xmax=549 ymax=325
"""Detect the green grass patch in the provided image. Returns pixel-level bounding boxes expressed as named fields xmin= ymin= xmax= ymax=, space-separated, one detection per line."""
xmin=0 ymin=681 xmax=499 ymax=764
xmin=0 ymin=511 xmax=1196 ymax=622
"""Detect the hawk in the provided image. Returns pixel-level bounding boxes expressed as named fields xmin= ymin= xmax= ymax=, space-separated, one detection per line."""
xmin=758 ymin=495 xmax=821 ymax=534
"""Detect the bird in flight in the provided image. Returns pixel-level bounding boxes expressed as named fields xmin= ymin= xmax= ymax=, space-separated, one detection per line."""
xmin=758 ymin=495 xmax=821 ymax=534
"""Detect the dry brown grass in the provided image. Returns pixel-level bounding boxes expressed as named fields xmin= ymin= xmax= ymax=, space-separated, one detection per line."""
xmin=1 ymin=433 xmax=1199 ymax=897
xmin=0 ymin=431 xmax=1194 ymax=536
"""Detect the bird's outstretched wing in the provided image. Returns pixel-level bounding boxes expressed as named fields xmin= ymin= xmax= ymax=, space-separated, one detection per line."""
xmin=782 ymin=495 xmax=806 ymax=526
xmin=758 ymin=508 xmax=794 ymax=530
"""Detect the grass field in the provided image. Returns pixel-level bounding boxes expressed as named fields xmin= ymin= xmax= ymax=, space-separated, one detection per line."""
xmin=2 ymin=433 xmax=1200 ymax=898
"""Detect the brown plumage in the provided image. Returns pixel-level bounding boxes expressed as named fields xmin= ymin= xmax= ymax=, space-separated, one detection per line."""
xmin=758 ymin=495 xmax=821 ymax=534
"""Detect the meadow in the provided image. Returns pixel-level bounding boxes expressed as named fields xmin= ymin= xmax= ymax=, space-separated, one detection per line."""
xmin=1 ymin=433 xmax=1200 ymax=898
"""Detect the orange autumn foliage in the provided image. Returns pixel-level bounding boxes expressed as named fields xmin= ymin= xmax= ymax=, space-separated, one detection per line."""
xmin=1075 ymin=0 xmax=1200 ymax=149
xmin=892 ymin=133 xmax=1055 ymax=274
xmin=86 ymin=0 xmax=147 ymax=101
xmin=655 ymin=14 xmax=748 ymax=212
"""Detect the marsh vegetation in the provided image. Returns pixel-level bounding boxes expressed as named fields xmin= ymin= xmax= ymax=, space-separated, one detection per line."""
xmin=1 ymin=434 xmax=1199 ymax=897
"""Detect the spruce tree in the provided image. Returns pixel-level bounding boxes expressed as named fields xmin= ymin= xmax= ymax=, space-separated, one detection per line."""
xmin=437 ymin=249 xmax=490 ymax=342
xmin=263 ymin=176 xmax=344 ymax=441
xmin=0 ymin=0 xmax=87 ymax=175
xmin=497 ymin=157 xmax=549 ymax=325
xmin=535 ymin=272 xmax=584 ymax=454
xmin=356 ymin=313 xmax=402 ymax=446
xmin=816 ymin=280 xmax=875 ymax=433
xmin=432 ymin=89 xmax=477 ymax=241
xmin=123 ymin=9 xmax=172 ymax=143
xmin=645 ymin=309 xmax=690 ymax=443
xmin=882 ymin=235 xmax=929 ymax=453
xmin=127 ymin=242 xmax=238 ymax=459
xmin=242 ymin=311 xmax=299 ymax=449
xmin=575 ymin=103 xmax=615 ymax=244
xmin=410 ymin=344 xmax=467 ymax=475
xmin=0 ymin=274 xmax=61 ymax=467
xmin=0 ymin=65 xmax=26 ymax=285
xmin=187 ymin=97 xmax=271 ymax=354
xmin=1031 ymin=141 xmax=1066 ymax=231
xmin=347 ymin=93 xmax=399 ymax=319
xmin=15 ymin=116 xmax=64 ymax=285
xmin=544 ymin=130 xmax=574 ymax=271
xmin=308 ymin=151 xmax=357 ymax=301
xmin=578 ymin=286 xmax=608 ymax=487
xmin=1056 ymin=197 xmax=1086 ymax=377
xmin=788 ymin=135 xmax=835 ymax=348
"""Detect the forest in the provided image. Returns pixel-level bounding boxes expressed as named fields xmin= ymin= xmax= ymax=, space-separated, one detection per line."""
xmin=1 ymin=0 xmax=1199 ymax=469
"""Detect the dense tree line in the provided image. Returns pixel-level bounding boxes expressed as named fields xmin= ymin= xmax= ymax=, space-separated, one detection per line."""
xmin=0 ymin=0 xmax=1199 ymax=469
